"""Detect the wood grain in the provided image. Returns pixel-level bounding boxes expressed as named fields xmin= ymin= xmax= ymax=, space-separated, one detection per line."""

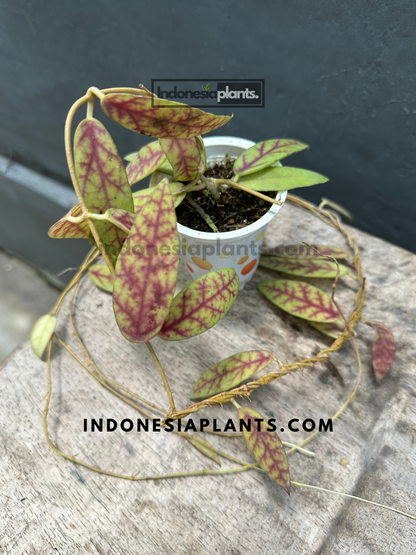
xmin=1 ymin=202 xmax=415 ymax=554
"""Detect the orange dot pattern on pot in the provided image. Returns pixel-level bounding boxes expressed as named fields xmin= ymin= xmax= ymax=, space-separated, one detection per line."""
xmin=256 ymin=230 xmax=265 ymax=242
xmin=241 ymin=259 xmax=257 ymax=275
xmin=238 ymin=255 xmax=249 ymax=265
xmin=186 ymin=264 xmax=194 ymax=273
xmin=191 ymin=256 xmax=213 ymax=270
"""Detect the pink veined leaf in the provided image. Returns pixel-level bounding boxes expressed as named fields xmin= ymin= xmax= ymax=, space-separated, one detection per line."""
xmin=308 ymin=319 xmax=346 ymax=338
xmin=89 ymin=264 xmax=114 ymax=293
xmin=364 ymin=321 xmax=395 ymax=382
xmin=126 ymin=141 xmax=167 ymax=185
xmin=238 ymin=406 xmax=290 ymax=494
xmin=264 ymin=244 xmax=352 ymax=260
xmin=159 ymin=138 xmax=201 ymax=181
xmin=112 ymin=180 xmax=179 ymax=343
xmin=105 ymin=209 xmax=136 ymax=234
xmin=233 ymin=138 xmax=309 ymax=177
xmin=158 ymin=268 xmax=239 ymax=341
xmin=190 ymin=351 xmax=274 ymax=401
xmin=101 ymin=94 xmax=232 ymax=139
xmin=133 ymin=183 xmax=185 ymax=213
xmin=196 ymin=136 xmax=207 ymax=174
xmin=259 ymin=256 xmax=351 ymax=278
xmin=258 ymin=279 xmax=340 ymax=323
xmin=74 ymin=117 xmax=134 ymax=250
xmin=48 ymin=204 xmax=89 ymax=239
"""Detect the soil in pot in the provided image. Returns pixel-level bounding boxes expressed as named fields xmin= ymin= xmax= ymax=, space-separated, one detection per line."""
xmin=176 ymin=156 xmax=276 ymax=233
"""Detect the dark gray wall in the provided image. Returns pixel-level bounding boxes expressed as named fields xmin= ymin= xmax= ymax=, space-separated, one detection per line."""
xmin=0 ymin=1 xmax=415 ymax=253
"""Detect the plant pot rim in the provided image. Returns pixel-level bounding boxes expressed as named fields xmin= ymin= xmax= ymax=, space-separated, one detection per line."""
xmin=176 ymin=135 xmax=287 ymax=240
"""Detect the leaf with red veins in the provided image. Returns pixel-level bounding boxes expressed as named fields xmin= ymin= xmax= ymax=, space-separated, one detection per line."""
xmin=112 ymin=179 xmax=179 ymax=343
xmin=89 ymin=264 xmax=113 ymax=293
xmin=196 ymin=136 xmax=207 ymax=174
xmin=259 ymin=256 xmax=351 ymax=278
xmin=133 ymin=183 xmax=185 ymax=214
xmin=101 ymin=94 xmax=232 ymax=139
xmin=234 ymin=139 xmax=309 ymax=177
xmin=364 ymin=321 xmax=395 ymax=382
xmin=74 ymin=118 xmax=134 ymax=248
xmin=159 ymin=138 xmax=201 ymax=181
xmin=105 ymin=209 xmax=136 ymax=234
xmin=126 ymin=141 xmax=166 ymax=185
xmin=48 ymin=204 xmax=89 ymax=239
xmin=190 ymin=350 xmax=274 ymax=401
xmin=308 ymin=319 xmax=345 ymax=338
xmin=238 ymin=406 xmax=290 ymax=494
xmin=267 ymin=244 xmax=352 ymax=260
xmin=258 ymin=279 xmax=340 ymax=323
xmin=158 ymin=268 xmax=239 ymax=341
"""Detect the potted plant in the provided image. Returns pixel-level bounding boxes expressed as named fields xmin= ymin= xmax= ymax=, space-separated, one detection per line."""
xmin=29 ymin=85 xmax=406 ymax=519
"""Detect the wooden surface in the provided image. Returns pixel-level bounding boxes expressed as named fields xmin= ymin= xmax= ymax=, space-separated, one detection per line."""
xmin=1 ymin=202 xmax=415 ymax=554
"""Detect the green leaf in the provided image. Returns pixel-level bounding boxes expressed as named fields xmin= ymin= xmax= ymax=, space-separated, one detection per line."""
xmin=238 ymin=166 xmax=329 ymax=192
xmin=89 ymin=264 xmax=114 ymax=293
xmin=125 ymin=141 xmax=166 ymax=185
xmin=158 ymin=268 xmax=239 ymax=341
xmin=159 ymin=138 xmax=201 ymax=181
xmin=259 ymin=256 xmax=351 ymax=278
xmin=234 ymin=139 xmax=308 ymax=177
xmin=48 ymin=204 xmax=89 ymax=240
xmin=101 ymin=94 xmax=232 ymax=138
xmin=31 ymin=315 xmax=56 ymax=359
xmin=190 ymin=351 xmax=274 ymax=401
xmin=186 ymin=435 xmax=221 ymax=466
xmin=308 ymin=319 xmax=345 ymax=338
xmin=157 ymin=158 xmax=175 ymax=176
xmin=238 ymin=406 xmax=290 ymax=494
xmin=258 ymin=279 xmax=340 ymax=322
xmin=133 ymin=182 xmax=185 ymax=212
xmin=265 ymin=245 xmax=352 ymax=260
xmin=74 ymin=118 xmax=134 ymax=251
xmin=112 ymin=179 xmax=179 ymax=343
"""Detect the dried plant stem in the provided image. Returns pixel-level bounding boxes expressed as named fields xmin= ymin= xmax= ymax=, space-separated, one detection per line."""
xmin=145 ymin=341 xmax=176 ymax=413
xmin=52 ymin=247 xmax=99 ymax=316
xmin=186 ymin=198 xmax=219 ymax=232
xmin=212 ymin=179 xmax=283 ymax=206
xmin=291 ymin=481 xmax=416 ymax=521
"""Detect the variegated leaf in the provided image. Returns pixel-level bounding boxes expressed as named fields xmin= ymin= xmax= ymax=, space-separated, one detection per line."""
xmin=157 ymin=158 xmax=175 ymax=176
xmin=259 ymin=256 xmax=351 ymax=278
xmin=308 ymin=319 xmax=345 ymax=338
xmin=113 ymin=180 xmax=179 ymax=343
xmin=48 ymin=204 xmax=89 ymax=239
xmin=159 ymin=138 xmax=201 ymax=181
xmin=101 ymin=94 xmax=232 ymax=139
xmin=31 ymin=315 xmax=56 ymax=359
xmin=196 ymin=136 xmax=206 ymax=174
xmin=74 ymin=118 xmax=134 ymax=250
xmin=158 ymin=268 xmax=239 ymax=341
xmin=190 ymin=351 xmax=274 ymax=401
xmin=133 ymin=182 xmax=185 ymax=213
xmin=238 ymin=166 xmax=329 ymax=192
xmin=364 ymin=321 xmax=395 ymax=382
xmin=105 ymin=209 xmax=136 ymax=234
xmin=266 ymin=244 xmax=351 ymax=260
xmin=186 ymin=435 xmax=221 ymax=466
xmin=125 ymin=141 xmax=166 ymax=185
xmin=89 ymin=264 xmax=114 ymax=292
xmin=234 ymin=139 xmax=308 ymax=177
xmin=258 ymin=279 xmax=340 ymax=322
xmin=238 ymin=406 xmax=290 ymax=494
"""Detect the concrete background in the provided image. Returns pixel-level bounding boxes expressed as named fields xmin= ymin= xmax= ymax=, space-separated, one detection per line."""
xmin=0 ymin=0 xmax=415 ymax=253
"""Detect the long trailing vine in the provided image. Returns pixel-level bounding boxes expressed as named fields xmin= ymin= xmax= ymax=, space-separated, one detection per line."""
xmin=29 ymin=86 xmax=412 ymax=521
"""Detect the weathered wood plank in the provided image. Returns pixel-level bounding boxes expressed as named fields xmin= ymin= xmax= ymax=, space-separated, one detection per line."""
xmin=1 ymin=202 xmax=415 ymax=554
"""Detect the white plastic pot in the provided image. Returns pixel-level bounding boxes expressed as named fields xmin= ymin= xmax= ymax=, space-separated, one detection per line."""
xmin=177 ymin=136 xmax=287 ymax=290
